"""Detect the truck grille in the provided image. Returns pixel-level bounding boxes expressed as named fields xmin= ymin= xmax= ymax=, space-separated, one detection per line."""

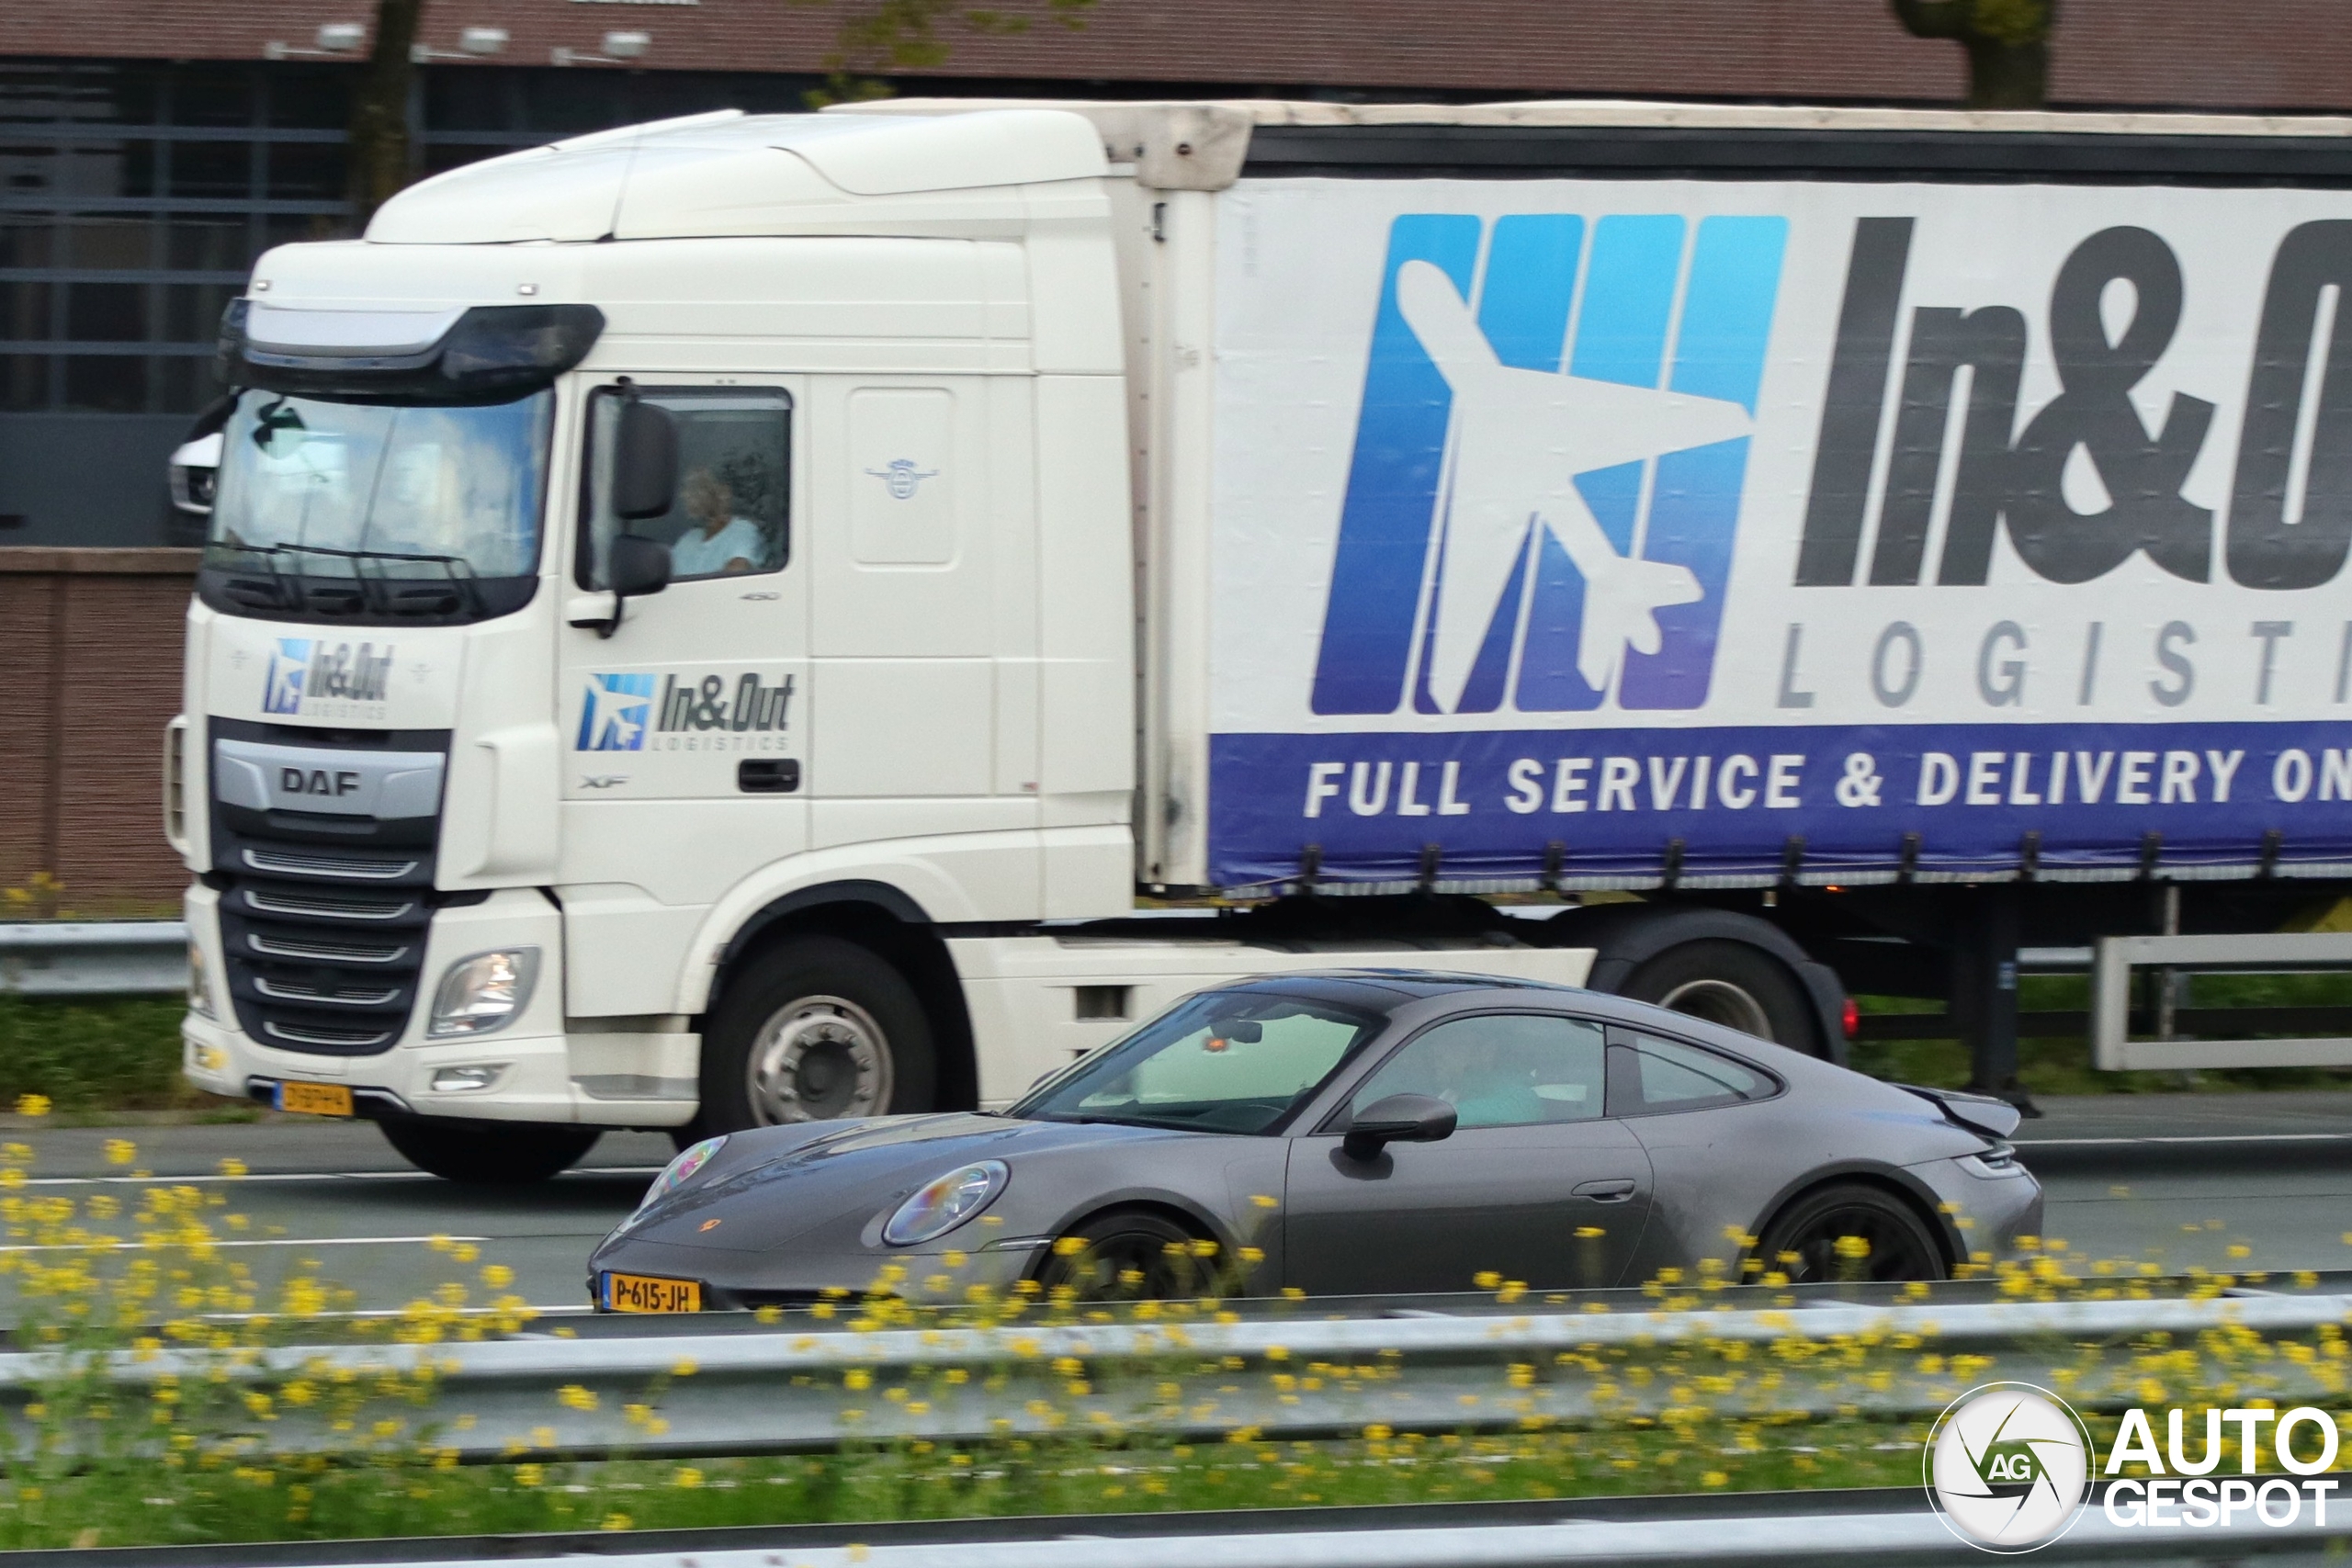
xmin=210 ymin=717 xmax=451 ymax=1057
xmin=242 ymin=847 xmax=420 ymax=880
xmin=242 ymin=888 xmax=420 ymax=922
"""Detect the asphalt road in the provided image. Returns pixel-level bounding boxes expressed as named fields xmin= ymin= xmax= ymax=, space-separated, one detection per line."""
xmin=0 ymin=1091 xmax=2346 ymax=1323
xmin=2015 ymin=1089 xmax=2352 ymax=1275
xmin=0 ymin=1120 xmax=676 ymax=1325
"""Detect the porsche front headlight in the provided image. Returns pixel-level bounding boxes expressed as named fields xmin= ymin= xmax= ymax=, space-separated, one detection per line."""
xmin=883 ymin=1161 xmax=1007 ymax=1247
xmin=615 ymin=1134 xmax=728 ymax=1235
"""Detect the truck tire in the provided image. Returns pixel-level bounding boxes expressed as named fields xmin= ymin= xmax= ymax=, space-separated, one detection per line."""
xmin=1756 ymin=1181 xmax=1946 ymax=1282
xmin=1620 ymin=938 xmax=1824 ymax=1055
xmin=378 ymin=1116 xmax=602 ymax=1185
xmin=695 ymin=935 xmax=936 ymax=1134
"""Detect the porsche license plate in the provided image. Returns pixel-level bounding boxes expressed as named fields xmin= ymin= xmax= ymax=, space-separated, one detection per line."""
xmin=277 ymin=1080 xmax=354 ymax=1117
xmin=604 ymin=1272 xmax=701 ymax=1314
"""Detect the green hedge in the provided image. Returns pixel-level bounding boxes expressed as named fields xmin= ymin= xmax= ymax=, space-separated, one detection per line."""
xmin=0 ymin=997 xmax=203 ymax=1112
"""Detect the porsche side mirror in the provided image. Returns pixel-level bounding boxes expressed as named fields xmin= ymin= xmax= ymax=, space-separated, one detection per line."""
xmin=1342 ymin=1093 xmax=1456 ymax=1161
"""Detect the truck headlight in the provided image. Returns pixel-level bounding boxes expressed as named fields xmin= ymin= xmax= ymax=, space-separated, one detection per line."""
xmin=187 ymin=937 xmax=217 ymax=1020
xmin=427 ymin=949 xmax=538 ymax=1038
xmin=883 ymin=1161 xmax=1008 ymax=1247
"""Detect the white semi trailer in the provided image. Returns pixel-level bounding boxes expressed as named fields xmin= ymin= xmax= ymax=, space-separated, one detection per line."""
xmin=172 ymin=100 xmax=2352 ymax=1179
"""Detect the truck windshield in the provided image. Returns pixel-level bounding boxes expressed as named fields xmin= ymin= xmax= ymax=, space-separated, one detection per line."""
xmin=201 ymin=390 xmax=552 ymax=624
xmin=1012 ymin=991 xmax=1385 ymax=1135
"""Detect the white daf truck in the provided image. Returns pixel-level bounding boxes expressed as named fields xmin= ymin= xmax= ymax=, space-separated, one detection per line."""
xmin=174 ymin=100 xmax=2352 ymax=1179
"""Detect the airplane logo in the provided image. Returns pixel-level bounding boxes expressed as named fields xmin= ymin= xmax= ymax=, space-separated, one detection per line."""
xmin=576 ymin=673 xmax=655 ymax=751
xmin=1313 ymin=212 xmax=1788 ymax=716
xmin=263 ymin=638 xmax=312 ymax=715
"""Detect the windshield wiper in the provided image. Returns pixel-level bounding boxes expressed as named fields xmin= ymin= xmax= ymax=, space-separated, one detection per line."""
xmin=213 ymin=541 xmax=486 ymax=617
xmin=1032 ymin=1112 xmax=1228 ymax=1134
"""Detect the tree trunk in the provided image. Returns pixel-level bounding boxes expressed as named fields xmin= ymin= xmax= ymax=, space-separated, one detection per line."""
xmin=345 ymin=0 xmax=425 ymax=231
xmin=1888 ymin=0 xmax=2056 ymax=111
xmin=1962 ymin=35 xmax=2050 ymax=109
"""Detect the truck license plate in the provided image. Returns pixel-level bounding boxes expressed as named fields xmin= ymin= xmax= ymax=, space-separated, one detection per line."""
xmin=604 ymin=1272 xmax=701 ymax=1314
xmin=277 ymin=1080 xmax=354 ymax=1117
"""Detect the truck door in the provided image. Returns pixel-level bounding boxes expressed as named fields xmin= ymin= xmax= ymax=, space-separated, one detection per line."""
xmin=558 ymin=379 xmax=809 ymax=1017
xmin=804 ymin=376 xmax=1034 ymax=884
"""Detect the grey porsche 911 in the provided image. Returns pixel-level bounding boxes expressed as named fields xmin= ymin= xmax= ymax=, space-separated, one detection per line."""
xmin=586 ymin=970 xmax=2041 ymax=1312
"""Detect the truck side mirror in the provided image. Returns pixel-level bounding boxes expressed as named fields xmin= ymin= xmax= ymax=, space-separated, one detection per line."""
xmin=607 ymin=533 xmax=671 ymax=598
xmin=611 ymin=400 xmax=678 ymax=521
xmin=1341 ymin=1093 xmax=1456 ymax=1161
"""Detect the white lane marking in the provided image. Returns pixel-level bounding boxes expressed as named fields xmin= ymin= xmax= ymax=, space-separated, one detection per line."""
xmin=0 ymin=1234 xmax=489 ymax=1253
xmin=2020 ymin=1134 xmax=2352 ymax=1146
xmin=8 ymin=1167 xmax=663 ymax=1187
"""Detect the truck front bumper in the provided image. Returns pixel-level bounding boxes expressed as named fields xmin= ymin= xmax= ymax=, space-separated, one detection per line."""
xmin=180 ymin=884 xmax=698 ymax=1129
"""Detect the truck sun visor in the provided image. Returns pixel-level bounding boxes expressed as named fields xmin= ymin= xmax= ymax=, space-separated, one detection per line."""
xmin=220 ymin=299 xmax=605 ymax=403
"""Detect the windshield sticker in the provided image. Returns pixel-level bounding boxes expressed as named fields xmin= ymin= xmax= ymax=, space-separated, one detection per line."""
xmin=262 ymin=637 xmax=391 ymax=720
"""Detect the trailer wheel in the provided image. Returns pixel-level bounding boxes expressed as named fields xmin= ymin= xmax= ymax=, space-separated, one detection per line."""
xmin=378 ymin=1116 xmax=602 ymax=1185
xmin=1621 ymin=938 xmax=1824 ymax=1055
xmin=695 ymin=935 xmax=936 ymax=1134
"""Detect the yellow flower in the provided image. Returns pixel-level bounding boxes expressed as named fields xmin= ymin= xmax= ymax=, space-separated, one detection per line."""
xmin=1250 ymin=1194 xmax=1279 ymax=1210
xmin=103 ymin=1139 xmax=136 ymax=1167
xmin=673 ymin=1466 xmax=705 ymax=1488
xmin=481 ymin=1264 xmax=514 ymax=1289
xmin=556 ymin=1383 xmax=598 ymax=1412
xmin=601 ymin=1513 xmax=633 ymax=1532
xmin=15 ymin=1095 xmax=50 ymax=1119
xmin=218 ymin=1157 xmax=248 ymax=1179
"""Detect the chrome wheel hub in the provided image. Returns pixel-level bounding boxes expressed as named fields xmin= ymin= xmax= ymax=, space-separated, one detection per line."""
xmin=746 ymin=995 xmax=893 ymax=1123
xmin=1657 ymin=977 xmax=1774 ymax=1041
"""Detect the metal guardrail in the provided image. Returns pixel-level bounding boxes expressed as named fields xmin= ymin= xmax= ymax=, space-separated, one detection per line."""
xmin=7 ymin=1290 xmax=2348 ymax=1462
xmin=6 ymin=1486 xmax=2343 ymax=1567
xmin=0 ymin=919 xmax=186 ymax=997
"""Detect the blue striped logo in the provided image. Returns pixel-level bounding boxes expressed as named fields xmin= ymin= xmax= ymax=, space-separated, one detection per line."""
xmin=1311 ymin=213 xmax=1788 ymax=716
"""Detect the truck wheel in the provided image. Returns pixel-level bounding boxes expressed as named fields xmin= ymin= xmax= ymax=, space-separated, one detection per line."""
xmin=1621 ymin=938 xmax=1823 ymax=1055
xmin=378 ymin=1116 xmax=602 ymax=1185
xmin=1756 ymin=1182 xmax=1946 ymax=1282
xmin=696 ymin=935 xmax=936 ymax=1134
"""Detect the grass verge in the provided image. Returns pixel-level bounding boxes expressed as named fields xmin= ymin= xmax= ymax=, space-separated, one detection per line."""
xmin=0 ymin=998 xmax=207 ymax=1116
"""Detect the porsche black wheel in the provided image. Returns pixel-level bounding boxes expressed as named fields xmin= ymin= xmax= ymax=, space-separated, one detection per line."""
xmin=379 ymin=1116 xmax=602 ymax=1185
xmin=1035 ymin=1210 xmax=1206 ymax=1301
xmin=1757 ymin=1182 xmax=1946 ymax=1283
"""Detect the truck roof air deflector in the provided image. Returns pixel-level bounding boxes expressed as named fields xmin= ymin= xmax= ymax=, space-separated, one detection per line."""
xmin=220 ymin=300 xmax=605 ymax=403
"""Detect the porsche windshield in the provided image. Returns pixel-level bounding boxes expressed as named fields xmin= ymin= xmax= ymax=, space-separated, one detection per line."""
xmin=1015 ymin=991 xmax=1385 ymax=1135
xmin=206 ymin=390 xmax=552 ymax=583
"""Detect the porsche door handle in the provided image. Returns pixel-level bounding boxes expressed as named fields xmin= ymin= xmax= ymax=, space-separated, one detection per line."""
xmin=1572 ymin=1179 xmax=1638 ymax=1202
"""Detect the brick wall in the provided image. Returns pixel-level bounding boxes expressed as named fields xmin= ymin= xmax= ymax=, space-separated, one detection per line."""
xmin=0 ymin=549 xmax=196 ymax=914
xmin=6 ymin=2 xmax=2352 ymax=113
